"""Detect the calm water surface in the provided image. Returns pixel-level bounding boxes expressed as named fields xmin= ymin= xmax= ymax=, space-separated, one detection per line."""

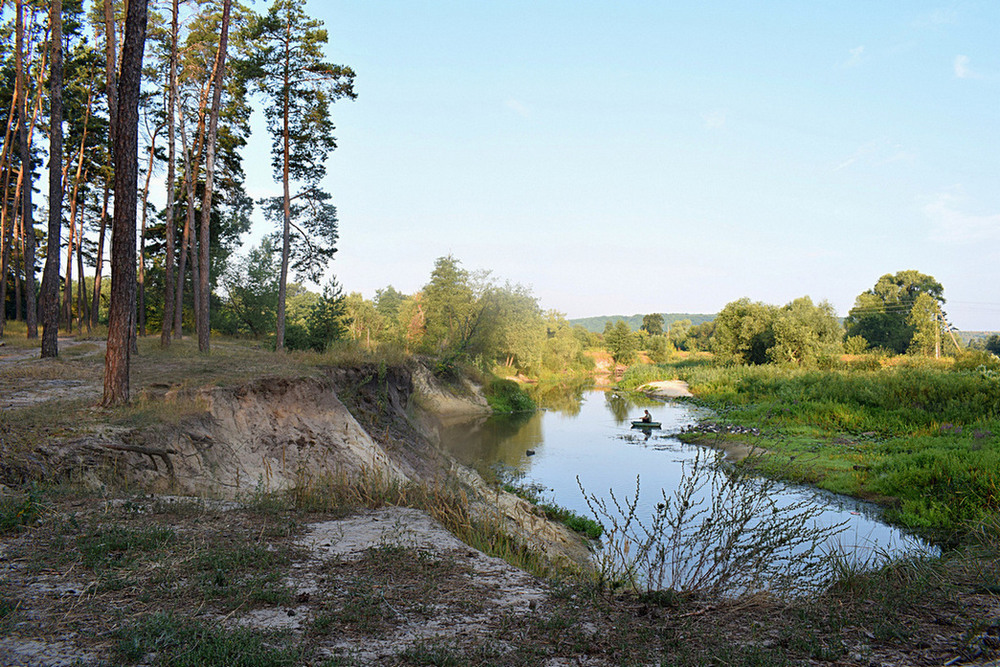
xmin=442 ymin=389 xmax=931 ymax=566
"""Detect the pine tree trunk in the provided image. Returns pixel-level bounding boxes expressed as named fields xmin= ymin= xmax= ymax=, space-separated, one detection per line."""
xmin=139 ymin=131 xmax=161 ymax=339
xmin=17 ymin=0 xmax=36 ymax=338
xmin=76 ymin=199 xmax=89 ymax=334
xmin=62 ymin=89 xmax=93 ymax=331
xmin=197 ymin=0 xmax=232 ymax=354
xmin=103 ymin=0 xmax=148 ymax=406
xmin=39 ymin=0 xmax=63 ymax=359
xmin=276 ymin=19 xmax=292 ymax=352
xmin=91 ymin=181 xmax=109 ymax=329
xmin=160 ymin=0 xmax=179 ymax=347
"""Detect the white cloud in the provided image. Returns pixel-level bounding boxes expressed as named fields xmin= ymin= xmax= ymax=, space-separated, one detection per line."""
xmin=912 ymin=8 xmax=957 ymax=29
xmin=924 ymin=189 xmax=1000 ymax=243
xmin=701 ymin=109 xmax=726 ymax=129
xmin=834 ymin=138 xmax=915 ymax=171
xmin=504 ymin=99 xmax=531 ymax=117
xmin=953 ymin=55 xmax=978 ymax=79
xmin=846 ymin=46 xmax=864 ymax=67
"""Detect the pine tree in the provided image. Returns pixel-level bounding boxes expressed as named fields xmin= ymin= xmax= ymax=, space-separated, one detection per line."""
xmin=248 ymin=0 xmax=355 ymax=350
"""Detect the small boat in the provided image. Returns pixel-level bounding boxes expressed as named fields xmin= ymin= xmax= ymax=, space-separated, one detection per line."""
xmin=631 ymin=420 xmax=662 ymax=429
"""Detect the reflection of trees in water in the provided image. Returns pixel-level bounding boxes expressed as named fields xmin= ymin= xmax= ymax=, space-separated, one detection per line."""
xmin=605 ymin=391 xmax=664 ymax=424
xmin=441 ymin=411 xmax=539 ymax=471
xmin=528 ymin=378 xmax=592 ymax=416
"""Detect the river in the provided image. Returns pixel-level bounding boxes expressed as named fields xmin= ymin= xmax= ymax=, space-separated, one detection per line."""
xmin=442 ymin=388 xmax=933 ymax=592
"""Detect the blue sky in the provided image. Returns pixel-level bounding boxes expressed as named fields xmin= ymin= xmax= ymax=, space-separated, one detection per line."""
xmin=243 ymin=1 xmax=1000 ymax=330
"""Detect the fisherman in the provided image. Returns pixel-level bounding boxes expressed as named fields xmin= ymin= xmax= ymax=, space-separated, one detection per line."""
xmin=641 ymin=409 xmax=652 ymax=423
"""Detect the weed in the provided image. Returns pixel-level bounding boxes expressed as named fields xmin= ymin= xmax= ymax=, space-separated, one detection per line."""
xmin=496 ymin=466 xmax=603 ymax=539
xmin=0 ymin=485 xmax=44 ymax=535
xmin=114 ymin=612 xmax=301 ymax=665
xmin=581 ymin=451 xmax=846 ymax=596
xmin=77 ymin=524 xmax=176 ymax=569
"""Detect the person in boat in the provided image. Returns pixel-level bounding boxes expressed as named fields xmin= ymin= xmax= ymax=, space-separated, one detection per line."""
xmin=641 ymin=409 xmax=653 ymax=423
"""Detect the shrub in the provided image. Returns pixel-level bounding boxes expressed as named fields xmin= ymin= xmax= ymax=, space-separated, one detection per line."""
xmin=485 ymin=379 xmax=536 ymax=413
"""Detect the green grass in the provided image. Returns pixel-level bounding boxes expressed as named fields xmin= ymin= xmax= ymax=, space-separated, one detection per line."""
xmin=77 ymin=524 xmax=177 ymax=569
xmin=625 ymin=358 xmax=1000 ymax=535
xmin=115 ymin=613 xmax=301 ymax=666
xmin=0 ymin=486 xmax=43 ymax=535
xmin=484 ymin=378 xmax=537 ymax=413
xmin=500 ymin=480 xmax=603 ymax=539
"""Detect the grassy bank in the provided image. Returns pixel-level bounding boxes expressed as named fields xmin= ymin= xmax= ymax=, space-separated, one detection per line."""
xmin=618 ymin=358 xmax=1000 ymax=537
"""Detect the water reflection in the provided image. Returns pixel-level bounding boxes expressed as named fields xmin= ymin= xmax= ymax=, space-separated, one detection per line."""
xmin=604 ymin=391 xmax=664 ymax=425
xmin=526 ymin=378 xmax=592 ymax=416
xmin=440 ymin=389 xmax=932 ymax=585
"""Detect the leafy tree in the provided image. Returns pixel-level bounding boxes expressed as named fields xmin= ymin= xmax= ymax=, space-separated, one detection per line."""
xmin=247 ymin=0 xmax=355 ymax=350
xmin=421 ymin=255 xmax=476 ymax=354
xmin=220 ymin=239 xmax=279 ymax=337
xmin=983 ymin=334 xmax=1000 ymax=356
xmin=686 ymin=320 xmax=716 ymax=351
xmin=604 ymin=320 xmax=638 ymax=365
xmin=844 ymin=335 xmax=868 ymax=355
xmin=768 ymin=297 xmax=842 ymax=365
xmin=646 ymin=334 xmax=673 ymax=363
xmin=344 ymin=291 xmax=384 ymax=349
xmin=845 ymin=270 xmax=945 ymax=354
xmin=542 ymin=311 xmax=591 ymax=372
xmin=640 ymin=313 xmax=664 ymax=336
xmin=668 ymin=318 xmax=692 ymax=350
xmin=711 ymin=298 xmax=776 ymax=365
xmin=906 ymin=292 xmax=957 ymax=357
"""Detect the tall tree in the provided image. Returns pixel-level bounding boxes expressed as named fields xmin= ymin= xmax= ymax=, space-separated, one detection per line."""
xmin=249 ymin=0 xmax=355 ymax=350
xmin=845 ymin=270 xmax=945 ymax=354
xmin=103 ymin=0 xmax=148 ymax=406
xmin=39 ymin=0 xmax=64 ymax=358
xmin=197 ymin=0 xmax=232 ymax=353
xmin=640 ymin=313 xmax=664 ymax=337
xmin=17 ymin=0 xmax=38 ymax=338
xmin=159 ymin=0 xmax=178 ymax=347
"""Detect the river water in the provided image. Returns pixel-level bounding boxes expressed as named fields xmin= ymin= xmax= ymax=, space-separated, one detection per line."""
xmin=442 ymin=388 xmax=932 ymax=589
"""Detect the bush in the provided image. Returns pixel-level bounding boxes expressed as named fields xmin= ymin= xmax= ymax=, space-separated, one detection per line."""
xmin=485 ymin=379 xmax=536 ymax=413
xmin=953 ymin=349 xmax=1000 ymax=372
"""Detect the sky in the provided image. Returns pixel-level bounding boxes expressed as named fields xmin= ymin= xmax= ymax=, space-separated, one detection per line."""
xmin=241 ymin=1 xmax=1000 ymax=330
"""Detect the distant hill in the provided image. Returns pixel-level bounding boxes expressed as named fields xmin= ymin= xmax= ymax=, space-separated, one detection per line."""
xmin=569 ymin=313 xmax=716 ymax=333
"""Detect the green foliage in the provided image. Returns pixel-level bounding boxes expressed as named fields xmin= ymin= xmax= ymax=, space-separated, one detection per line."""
xmin=77 ymin=524 xmax=176 ymax=569
xmin=535 ymin=312 xmax=596 ymax=375
xmin=985 ymin=334 xmax=1000 ymax=356
xmin=497 ymin=472 xmax=602 ymax=539
xmin=844 ymin=335 xmax=868 ymax=355
xmin=484 ymin=379 xmax=536 ymax=413
xmin=670 ymin=359 xmax=1000 ymax=531
xmin=645 ymin=334 xmax=673 ymax=363
xmin=845 ymin=270 xmax=946 ymax=355
xmin=569 ymin=313 xmax=716 ymax=334
xmin=302 ymin=277 xmax=348 ymax=352
xmin=713 ymin=296 xmax=842 ymax=366
xmin=953 ymin=349 xmax=1000 ymax=372
xmin=603 ymin=320 xmax=638 ymax=364
xmin=640 ymin=313 xmax=664 ymax=336
xmin=219 ymin=239 xmax=280 ymax=337
xmin=769 ymin=297 xmax=843 ymax=365
xmin=711 ymin=298 xmax=777 ymax=365
xmin=0 ymin=486 xmax=42 ymax=535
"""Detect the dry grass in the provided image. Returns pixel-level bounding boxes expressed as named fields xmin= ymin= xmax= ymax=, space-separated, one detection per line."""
xmin=1 ymin=482 xmax=998 ymax=666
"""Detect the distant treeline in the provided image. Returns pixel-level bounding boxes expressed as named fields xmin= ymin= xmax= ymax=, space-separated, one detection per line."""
xmin=569 ymin=313 xmax=716 ymax=334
